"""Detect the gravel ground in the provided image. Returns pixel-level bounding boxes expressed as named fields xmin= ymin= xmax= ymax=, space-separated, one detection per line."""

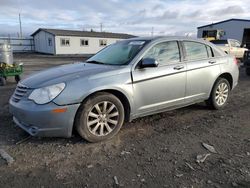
xmin=0 ymin=54 xmax=249 ymax=188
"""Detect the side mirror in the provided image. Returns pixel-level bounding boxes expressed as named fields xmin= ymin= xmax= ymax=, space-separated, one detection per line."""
xmin=140 ymin=58 xmax=159 ymax=68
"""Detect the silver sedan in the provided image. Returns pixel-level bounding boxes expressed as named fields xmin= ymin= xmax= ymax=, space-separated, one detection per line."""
xmin=9 ymin=37 xmax=239 ymax=142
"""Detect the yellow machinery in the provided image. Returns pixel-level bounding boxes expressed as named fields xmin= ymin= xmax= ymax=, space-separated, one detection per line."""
xmin=202 ymin=29 xmax=225 ymax=41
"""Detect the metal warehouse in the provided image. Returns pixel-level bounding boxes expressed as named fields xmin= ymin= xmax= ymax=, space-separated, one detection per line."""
xmin=197 ymin=19 xmax=250 ymax=47
xmin=31 ymin=28 xmax=135 ymax=55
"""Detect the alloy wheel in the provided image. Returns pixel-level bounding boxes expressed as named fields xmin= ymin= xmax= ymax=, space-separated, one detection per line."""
xmin=215 ymin=82 xmax=229 ymax=106
xmin=87 ymin=101 xmax=119 ymax=136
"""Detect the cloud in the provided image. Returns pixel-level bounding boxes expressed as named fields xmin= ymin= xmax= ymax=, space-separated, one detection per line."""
xmin=212 ymin=5 xmax=245 ymax=16
xmin=160 ymin=10 xmax=179 ymax=19
xmin=0 ymin=0 xmax=249 ymax=37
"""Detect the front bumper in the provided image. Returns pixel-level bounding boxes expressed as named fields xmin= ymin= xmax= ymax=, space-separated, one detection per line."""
xmin=9 ymin=99 xmax=80 ymax=138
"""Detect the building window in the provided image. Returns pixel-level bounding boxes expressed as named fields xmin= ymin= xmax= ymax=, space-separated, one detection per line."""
xmin=80 ymin=39 xmax=89 ymax=46
xmin=48 ymin=38 xmax=52 ymax=46
xmin=61 ymin=38 xmax=70 ymax=46
xmin=99 ymin=39 xmax=107 ymax=46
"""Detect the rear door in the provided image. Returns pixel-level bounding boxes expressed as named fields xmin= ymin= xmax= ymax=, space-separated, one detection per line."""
xmin=182 ymin=41 xmax=221 ymax=103
xmin=132 ymin=41 xmax=186 ymax=116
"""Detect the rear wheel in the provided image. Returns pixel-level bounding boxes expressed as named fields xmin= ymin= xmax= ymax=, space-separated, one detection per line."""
xmin=75 ymin=92 xmax=125 ymax=142
xmin=246 ymin=68 xmax=250 ymax=76
xmin=206 ymin=78 xmax=230 ymax=110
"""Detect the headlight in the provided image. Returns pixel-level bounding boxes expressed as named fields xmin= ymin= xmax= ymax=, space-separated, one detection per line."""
xmin=28 ymin=83 xmax=66 ymax=104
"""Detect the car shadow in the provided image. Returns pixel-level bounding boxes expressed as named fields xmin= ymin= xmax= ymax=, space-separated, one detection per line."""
xmin=4 ymin=102 xmax=212 ymax=147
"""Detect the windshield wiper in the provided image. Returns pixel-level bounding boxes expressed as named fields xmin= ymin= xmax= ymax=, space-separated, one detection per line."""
xmin=86 ymin=60 xmax=106 ymax=65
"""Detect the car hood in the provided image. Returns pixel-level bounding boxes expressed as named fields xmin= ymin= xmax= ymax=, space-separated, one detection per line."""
xmin=21 ymin=62 xmax=122 ymax=88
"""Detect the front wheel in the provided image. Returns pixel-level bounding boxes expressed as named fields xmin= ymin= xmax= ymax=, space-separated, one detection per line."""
xmin=75 ymin=92 xmax=125 ymax=142
xmin=0 ymin=77 xmax=6 ymax=86
xmin=206 ymin=78 xmax=230 ymax=110
xmin=246 ymin=68 xmax=250 ymax=76
xmin=15 ymin=75 xmax=21 ymax=83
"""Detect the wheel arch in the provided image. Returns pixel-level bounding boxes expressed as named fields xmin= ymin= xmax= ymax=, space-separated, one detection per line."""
xmin=208 ymin=72 xmax=233 ymax=99
xmin=76 ymin=89 xmax=132 ymax=123
xmin=217 ymin=72 xmax=233 ymax=90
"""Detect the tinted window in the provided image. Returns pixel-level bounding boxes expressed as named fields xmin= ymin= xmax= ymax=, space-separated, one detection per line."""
xmin=184 ymin=41 xmax=208 ymax=61
xmin=144 ymin=41 xmax=180 ymax=65
xmin=213 ymin=48 xmax=222 ymax=57
xmin=87 ymin=40 xmax=148 ymax=65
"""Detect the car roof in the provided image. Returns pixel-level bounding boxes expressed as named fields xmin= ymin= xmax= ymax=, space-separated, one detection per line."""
xmin=127 ymin=36 xmax=209 ymax=44
xmin=126 ymin=36 xmax=226 ymax=57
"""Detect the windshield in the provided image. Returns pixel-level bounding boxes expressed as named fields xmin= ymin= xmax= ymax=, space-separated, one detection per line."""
xmin=86 ymin=40 xmax=148 ymax=65
xmin=210 ymin=40 xmax=228 ymax=46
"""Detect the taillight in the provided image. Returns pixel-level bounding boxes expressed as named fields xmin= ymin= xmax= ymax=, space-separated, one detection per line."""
xmin=233 ymin=57 xmax=238 ymax=65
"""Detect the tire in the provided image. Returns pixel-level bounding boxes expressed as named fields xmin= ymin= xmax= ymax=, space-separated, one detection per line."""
xmin=206 ymin=78 xmax=230 ymax=110
xmin=0 ymin=77 xmax=6 ymax=86
xmin=15 ymin=75 xmax=21 ymax=83
xmin=75 ymin=92 xmax=125 ymax=142
xmin=246 ymin=68 xmax=250 ymax=76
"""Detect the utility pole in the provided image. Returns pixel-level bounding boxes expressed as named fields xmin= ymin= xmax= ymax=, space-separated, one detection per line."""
xmin=151 ymin=27 xmax=154 ymax=37
xmin=19 ymin=13 xmax=22 ymax=38
xmin=100 ymin=23 xmax=103 ymax=32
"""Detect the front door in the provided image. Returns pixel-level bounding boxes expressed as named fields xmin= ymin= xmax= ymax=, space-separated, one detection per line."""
xmin=132 ymin=41 xmax=186 ymax=116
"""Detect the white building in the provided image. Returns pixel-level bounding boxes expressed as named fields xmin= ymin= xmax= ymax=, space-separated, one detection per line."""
xmin=197 ymin=19 xmax=250 ymax=46
xmin=31 ymin=28 xmax=135 ymax=55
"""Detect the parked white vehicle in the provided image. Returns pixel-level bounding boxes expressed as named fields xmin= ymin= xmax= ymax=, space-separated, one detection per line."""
xmin=210 ymin=39 xmax=248 ymax=59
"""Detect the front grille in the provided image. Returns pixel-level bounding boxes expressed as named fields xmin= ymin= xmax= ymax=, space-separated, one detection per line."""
xmin=12 ymin=84 xmax=29 ymax=102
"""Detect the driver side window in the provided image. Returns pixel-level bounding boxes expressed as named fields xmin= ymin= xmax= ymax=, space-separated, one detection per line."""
xmin=143 ymin=41 xmax=180 ymax=65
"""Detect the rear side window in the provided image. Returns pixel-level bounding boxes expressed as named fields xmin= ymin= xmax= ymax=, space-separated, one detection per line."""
xmin=213 ymin=48 xmax=222 ymax=57
xmin=144 ymin=41 xmax=180 ymax=65
xmin=184 ymin=41 xmax=208 ymax=61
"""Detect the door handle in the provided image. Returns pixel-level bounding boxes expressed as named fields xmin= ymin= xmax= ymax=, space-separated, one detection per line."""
xmin=173 ymin=65 xmax=184 ymax=70
xmin=208 ymin=60 xmax=216 ymax=64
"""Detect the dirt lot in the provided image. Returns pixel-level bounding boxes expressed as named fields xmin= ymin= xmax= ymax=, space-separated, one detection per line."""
xmin=0 ymin=54 xmax=249 ymax=188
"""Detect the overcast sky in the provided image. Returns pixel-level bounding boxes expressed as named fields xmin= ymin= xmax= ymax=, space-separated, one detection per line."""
xmin=0 ymin=0 xmax=250 ymax=37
